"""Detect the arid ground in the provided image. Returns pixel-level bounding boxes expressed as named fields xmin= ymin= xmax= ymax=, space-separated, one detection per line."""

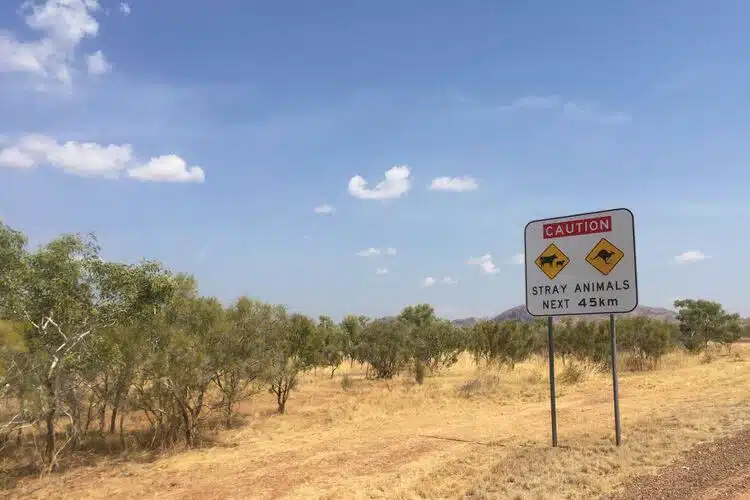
xmin=4 ymin=345 xmax=750 ymax=499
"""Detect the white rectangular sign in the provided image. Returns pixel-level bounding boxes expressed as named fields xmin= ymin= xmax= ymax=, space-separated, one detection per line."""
xmin=524 ymin=208 xmax=638 ymax=317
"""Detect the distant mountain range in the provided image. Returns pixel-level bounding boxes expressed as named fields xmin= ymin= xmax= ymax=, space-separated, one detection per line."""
xmin=451 ymin=305 xmax=679 ymax=327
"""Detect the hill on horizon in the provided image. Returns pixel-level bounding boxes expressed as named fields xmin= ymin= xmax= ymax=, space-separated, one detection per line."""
xmin=451 ymin=304 xmax=679 ymax=327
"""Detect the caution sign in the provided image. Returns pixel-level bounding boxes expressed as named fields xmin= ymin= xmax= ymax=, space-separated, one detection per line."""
xmin=535 ymin=243 xmax=569 ymax=280
xmin=586 ymin=238 xmax=624 ymax=276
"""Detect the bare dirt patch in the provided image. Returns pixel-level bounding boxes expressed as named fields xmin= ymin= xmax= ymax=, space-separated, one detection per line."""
xmin=609 ymin=427 xmax=750 ymax=500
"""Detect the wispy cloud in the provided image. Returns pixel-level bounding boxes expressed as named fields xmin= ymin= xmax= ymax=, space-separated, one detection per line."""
xmin=500 ymin=95 xmax=631 ymax=125
xmin=467 ymin=253 xmax=499 ymax=274
xmin=356 ymin=247 xmax=396 ymax=257
xmin=422 ymin=276 xmax=436 ymax=287
xmin=673 ymin=250 xmax=709 ymax=264
xmin=507 ymin=253 xmax=525 ymax=265
xmin=356 ymin=248 xmax=380 ymax=257
xmin=86 ymin=50 xmax=111 ymax=76
xmin=422 ymin=276 xmax=458 ymax=287
xmin=314 ymin=204 xmax=334 ymax=215
xmin=428 ymin=176 xmax=478 ymax=192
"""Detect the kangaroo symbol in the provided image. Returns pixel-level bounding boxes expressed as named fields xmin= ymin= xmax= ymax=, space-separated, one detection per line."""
xmin=539 ymin=253 xmax=558 ymax=267
xmin=595 ymin=249 xmax=616 ymax=264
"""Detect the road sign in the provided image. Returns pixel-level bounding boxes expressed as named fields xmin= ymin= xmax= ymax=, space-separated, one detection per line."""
xmin=586 ymin=238 xmax=624 ymax=276
xmin=535 ymin=243 xmax=569 ymax=280
xmin=524 ymin=208 xmax=638 ymax=317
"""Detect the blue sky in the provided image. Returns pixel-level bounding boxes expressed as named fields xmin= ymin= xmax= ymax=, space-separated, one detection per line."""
xmin=1 ymin=0 xmax=749 ymax=319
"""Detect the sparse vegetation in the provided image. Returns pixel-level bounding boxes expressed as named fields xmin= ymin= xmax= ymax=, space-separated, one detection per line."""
xmin=1 ymin=221 xmax=748 ymax=498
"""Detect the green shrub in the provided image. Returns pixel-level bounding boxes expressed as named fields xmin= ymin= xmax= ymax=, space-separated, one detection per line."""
xmin=469 ymin=320 xmax=540 ymax=369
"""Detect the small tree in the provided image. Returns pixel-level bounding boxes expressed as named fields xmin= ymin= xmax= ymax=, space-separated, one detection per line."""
xmin=470 ymin=320 xmax=505 ymax=367
xmin=266 ymin=312 xmax=316 ymax=414
xmin=470 ymin=320 xmax=537 ymax=369
xmin=616 ymin=316 xmax=673 ymax=370
xmin=358 ymin=318 xmax=413 ymax=379
xmin=212 ymin=297 xmax=270 ymax=428
xmin=316 ymin=316 xmax=346 ymax=378
xmin=500 ymin=321 xmax=538 ymax=369
xmin=340 ymin=314 xmax=368 ymax=367
xmin=399 ymin=304 xmax=464 ymax=379
xmin=674 ymin=299 xmax=743 ymax=353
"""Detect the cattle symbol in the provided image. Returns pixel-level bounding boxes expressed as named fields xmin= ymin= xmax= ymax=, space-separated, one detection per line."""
xmin=539 ymin=253 xmax=558 ymax=267
xmin=594 ymin=249 xmax=616 ymax=264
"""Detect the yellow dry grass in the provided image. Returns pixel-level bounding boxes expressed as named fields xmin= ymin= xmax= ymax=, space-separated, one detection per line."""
xmin=6 ymin=345 xmax=750 ymax=500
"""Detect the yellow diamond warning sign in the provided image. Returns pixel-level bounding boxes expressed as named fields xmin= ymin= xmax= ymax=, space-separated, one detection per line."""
xmin=535 ymin=243 xmax=569 ymax=280
xmin=586 ymin=238 xmax=624 ymax=276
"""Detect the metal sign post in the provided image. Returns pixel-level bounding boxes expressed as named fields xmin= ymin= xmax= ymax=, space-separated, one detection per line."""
xmin=547 ymin=316 xmax=558 ymax=447
xmin=610 ymin=313 xmax=622 ymax=446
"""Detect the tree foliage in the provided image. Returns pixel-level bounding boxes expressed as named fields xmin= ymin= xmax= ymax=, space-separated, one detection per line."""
xmin=674 ymin=299 xmax=743 ymax=352
xmin=0 ymin=220 xmax=745 ymax=474
xmin=470 ymin=320 xmax=542 ymax=369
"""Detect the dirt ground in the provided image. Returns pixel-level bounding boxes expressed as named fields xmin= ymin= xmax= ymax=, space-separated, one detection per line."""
xmin=3 ymin=346 xmax=750 ymax=499
xmin=609 ymin=427 xmax=750 ymax=500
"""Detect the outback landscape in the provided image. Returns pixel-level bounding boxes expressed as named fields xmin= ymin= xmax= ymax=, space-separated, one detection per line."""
xmin=2 ymin=1 xmax=749 ymax=499
xmin=1 ymin=221 xmax=750 ymax=499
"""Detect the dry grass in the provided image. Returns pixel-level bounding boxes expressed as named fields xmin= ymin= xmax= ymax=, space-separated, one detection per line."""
xmin=4 ymin=345 xmax=750 ymax=499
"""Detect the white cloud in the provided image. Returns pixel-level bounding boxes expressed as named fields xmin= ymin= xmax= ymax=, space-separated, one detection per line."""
xmin=0 ymin=134 xmax=205 ymax=182
xmin=673 ymin=251 xmax=709 ymax=264
xmin=0 ymin=0 xmax=111 ymax=87
xmin=356 ymin=248 xmax=380 ymax=257
xmin=348 ymin=164 xmax=411 ymax=200
xmin=421 ymin=276 xmax=457 ymax=287
xmin=119 ymin=2 xmax=131 ymax=15
xmin=508 ymin=253 xmax=525 ymax=265
xmin=127 ymin=155 xmax=204 ymax=183
xmin=314 ymin=204 xmax=334 ymax=215
xmin=428 ymin=176 xmax=478 ymax=192
xmin=85 ymin=49 xmax=110 ymax=75
xmin=375 ymin=268 xmax=388 ymax=275
xmin=356 ymin=247 xmax=396 ymax=257
xmin=0 ymin=134 xmax=131 ymax=177
xmin=501 ymin=95 xmax=631 ymax=125
xmin=0 ymin=146 xmax=36 ymax=168
xmin=467 ymin=253 xmax=499 ymax=274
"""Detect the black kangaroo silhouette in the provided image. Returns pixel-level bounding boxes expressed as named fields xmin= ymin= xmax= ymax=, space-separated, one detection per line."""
xmin=594 ymin=249 xmax=616 ymax=264
xmin=539 ymin=253 xmax=558 ymax=267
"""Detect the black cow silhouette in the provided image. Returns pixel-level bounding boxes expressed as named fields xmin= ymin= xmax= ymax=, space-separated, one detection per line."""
xmin=539 ymin=253 xmax=558 ymax=267
xmin=594 ymin=249 xmax=616 ymax=264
